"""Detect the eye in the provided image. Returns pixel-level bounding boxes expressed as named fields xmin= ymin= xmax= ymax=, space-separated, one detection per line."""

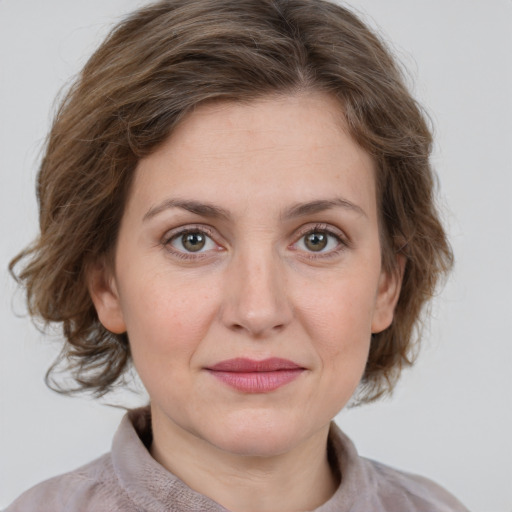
xmin=168 ymin=230 xmax=217 ymax=253
xmin=294 ymin=228 xmax=343 ymax=254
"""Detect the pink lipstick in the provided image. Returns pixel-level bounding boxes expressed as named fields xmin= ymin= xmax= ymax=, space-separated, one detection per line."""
xmin=206 ymin=358 xmax=304 ymax=393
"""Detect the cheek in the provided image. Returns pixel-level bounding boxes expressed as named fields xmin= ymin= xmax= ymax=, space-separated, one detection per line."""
xmin=295 ymin=273 xmax=377 ymax=349
xmin=306 ymin=283 xmax=374 ymax=404
xmin=118 ymin=272 xmax=220 ymax=367
xmin=291 ymin=268 xmax=377 ymax=401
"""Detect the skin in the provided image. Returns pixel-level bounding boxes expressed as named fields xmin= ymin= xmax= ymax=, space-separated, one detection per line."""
xmin=89 ymin=92 xmax=403 ymax=512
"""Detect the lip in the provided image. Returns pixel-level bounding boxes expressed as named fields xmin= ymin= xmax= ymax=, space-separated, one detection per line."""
xmin=206 ymin=358 xmax=305 ymax=393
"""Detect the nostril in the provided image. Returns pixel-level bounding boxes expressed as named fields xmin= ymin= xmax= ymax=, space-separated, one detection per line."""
xmin=229 ymin=321 xmax=286 ymax=336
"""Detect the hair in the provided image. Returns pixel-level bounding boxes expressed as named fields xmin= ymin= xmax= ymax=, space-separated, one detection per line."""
xmin=10 ymin=0 xmax=453 ymax=403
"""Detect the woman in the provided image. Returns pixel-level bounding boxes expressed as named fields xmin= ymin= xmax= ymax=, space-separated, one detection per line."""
xmin=6 ymin=0 xmax=469 ymax=510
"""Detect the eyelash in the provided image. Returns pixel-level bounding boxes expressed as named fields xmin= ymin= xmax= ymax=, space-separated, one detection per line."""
xmin=162 ymin=223 xmax=348 ymax=261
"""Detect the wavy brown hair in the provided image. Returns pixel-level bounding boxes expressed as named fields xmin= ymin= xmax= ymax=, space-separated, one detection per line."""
xmin=10 ymin=0 xmax=453 ymax=402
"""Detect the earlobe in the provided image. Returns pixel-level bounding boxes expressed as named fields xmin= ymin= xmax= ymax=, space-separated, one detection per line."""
xmin=371 ymin=255 xmax=405 ymax=334
xmin=87 ymin=260 xmax=127 ymax=334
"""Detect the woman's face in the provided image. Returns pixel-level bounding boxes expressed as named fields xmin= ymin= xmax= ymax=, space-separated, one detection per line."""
xmin=91 ymin=93 xmax=401 ymax=457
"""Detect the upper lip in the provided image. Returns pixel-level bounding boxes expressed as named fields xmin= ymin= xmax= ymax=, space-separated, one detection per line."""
xmin=207 ymin=358 xmax=303 ymax=372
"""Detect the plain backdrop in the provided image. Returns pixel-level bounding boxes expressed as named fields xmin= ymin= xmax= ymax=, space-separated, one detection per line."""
xmin=1 ymin=1 xmax=511 ymax=511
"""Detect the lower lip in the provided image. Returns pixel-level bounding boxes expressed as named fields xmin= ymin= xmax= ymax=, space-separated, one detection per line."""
xmin=207 ymin=369 xmax=304 ymax=393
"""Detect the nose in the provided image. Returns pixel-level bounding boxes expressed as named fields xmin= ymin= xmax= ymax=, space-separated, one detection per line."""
xmin=220 ymin=246 xmax=293 ymax=338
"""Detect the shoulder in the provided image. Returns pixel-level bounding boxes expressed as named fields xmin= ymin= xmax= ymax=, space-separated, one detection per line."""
xmin=360 ymin=457 xmax=471 ymax=512
xmin=327 ymin=423 xmax=470 ymax=512
xmin=4 ymin=453 xmax=135 ymax=512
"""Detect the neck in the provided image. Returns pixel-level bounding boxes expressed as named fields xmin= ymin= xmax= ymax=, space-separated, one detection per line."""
xmin=150 ymin=408 xmax=338 ymax=512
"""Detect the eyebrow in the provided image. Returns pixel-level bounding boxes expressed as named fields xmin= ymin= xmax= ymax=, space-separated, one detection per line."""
xmin=281 ymin=198 xmax=367 ymax=220
xmin=143 ymin=199 xmax=231 ymax=222
xmin=143 ymin=196 xmax=366 ymax=222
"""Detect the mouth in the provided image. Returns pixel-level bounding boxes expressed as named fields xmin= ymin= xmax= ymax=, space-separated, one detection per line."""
xmin=205 ymin=358 xmax=305 ymax=393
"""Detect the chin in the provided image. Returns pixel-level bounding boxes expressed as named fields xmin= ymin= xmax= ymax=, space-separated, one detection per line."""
xmin=201 ymin=410 xmax=316 ymax=458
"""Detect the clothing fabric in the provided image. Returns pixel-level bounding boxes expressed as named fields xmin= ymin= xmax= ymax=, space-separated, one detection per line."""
xmin=6 ymin=407 xmax=470 ymax=512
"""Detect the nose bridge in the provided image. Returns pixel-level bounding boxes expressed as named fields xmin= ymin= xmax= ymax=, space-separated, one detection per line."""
xmin=222 ymin=240 xmax=292 ymax=337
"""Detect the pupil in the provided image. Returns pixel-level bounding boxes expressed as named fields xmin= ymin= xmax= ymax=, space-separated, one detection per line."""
xmin=306 ymin=232 xmax=327 ymax=251
xmin=182 ymin=232 xmax=205 ymax=252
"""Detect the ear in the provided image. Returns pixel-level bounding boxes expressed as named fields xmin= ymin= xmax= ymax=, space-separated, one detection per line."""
xmin=371 ymin=255 xmax=405 ymax=334
xmin=87 ymin=260 xmax=127 ymax=334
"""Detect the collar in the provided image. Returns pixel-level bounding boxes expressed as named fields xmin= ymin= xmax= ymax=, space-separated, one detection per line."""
xmin=111 ymin=407 xmax=366 ymax=512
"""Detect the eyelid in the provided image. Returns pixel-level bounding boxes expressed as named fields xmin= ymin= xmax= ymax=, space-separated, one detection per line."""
xmin=163 ymin=224 xmax=216 ymax=244
xmin=294 ymin=223 xmax=348 ymax=242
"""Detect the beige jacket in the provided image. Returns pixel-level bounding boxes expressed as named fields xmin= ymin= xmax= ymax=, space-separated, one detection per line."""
xmin=6 ymin=407 xmax=470 ymax=512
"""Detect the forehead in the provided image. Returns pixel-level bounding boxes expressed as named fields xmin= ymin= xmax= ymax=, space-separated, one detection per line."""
xmin=167 ymin=93 xmax=365 ymax=167
xmin=128 ymin=92 xmax=377 ymax=220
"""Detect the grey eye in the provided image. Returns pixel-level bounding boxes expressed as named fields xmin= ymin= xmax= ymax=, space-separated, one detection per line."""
xmin=295 ymin=230 xmax=341 ymax=253
xmin=304 ymin=232 xmax=328 ymax=251
xmin=182 ymin=232 xmax=206 ymax=252
xmin=170 ymin=231 xmax=216 ymax=253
